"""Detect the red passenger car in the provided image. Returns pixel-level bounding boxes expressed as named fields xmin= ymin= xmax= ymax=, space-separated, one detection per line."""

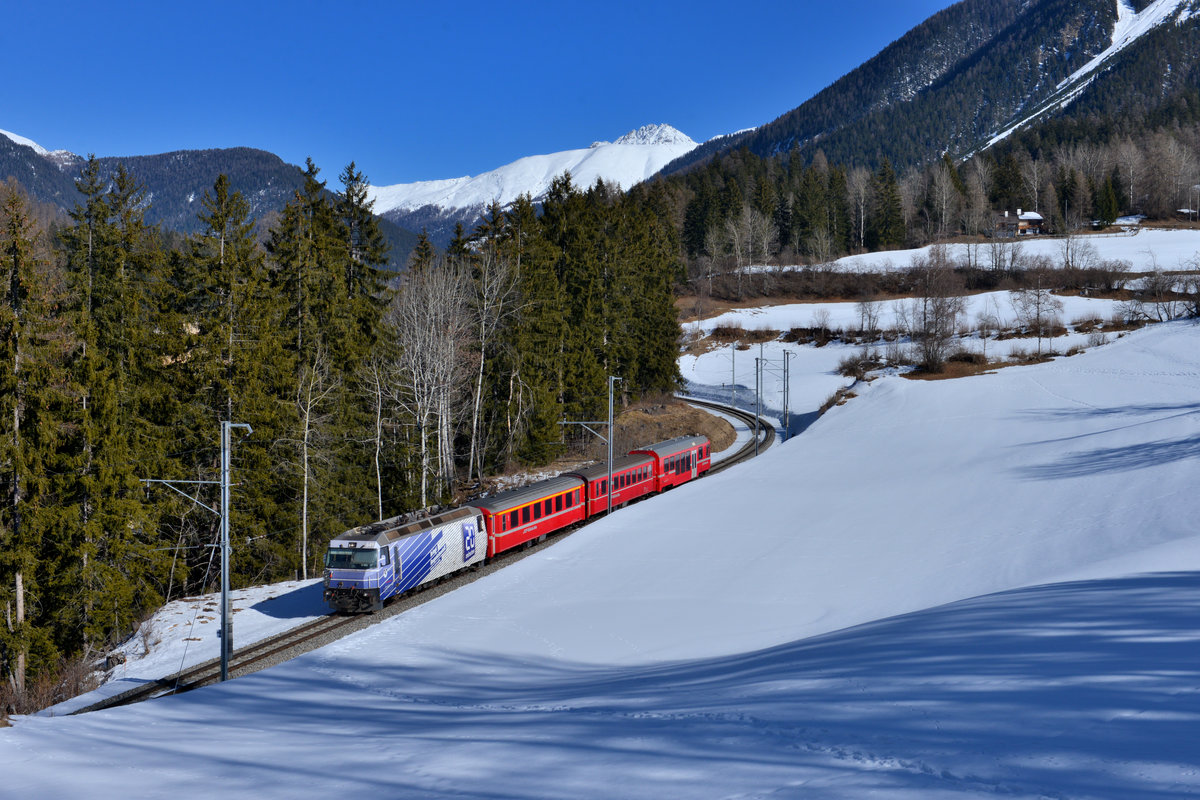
xmin=629 ymin=435 xmax=711 ymax=491
xmin=564 ymin=453 xmax=656 ymax=517
xmin=472 ymin=475 xmax=586 ymax=557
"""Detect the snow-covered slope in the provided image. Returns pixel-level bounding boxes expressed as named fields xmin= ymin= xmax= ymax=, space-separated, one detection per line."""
xmin=368 ymin=123 xmax=698 ymax=215
xmin=5 ymin=314 xmax=1200 ymax=797
xmin=0 ymin=128 xmax=49 ymax=156
xmin=983 ymin=0 xmax=1192 ymax=149
xmin=0 ymin=128 xmax=78 ymax=168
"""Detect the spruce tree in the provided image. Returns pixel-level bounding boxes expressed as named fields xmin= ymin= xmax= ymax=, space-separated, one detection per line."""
xmin=177 ymin=174 xmax=296 ymax=586
xmin=335 ymin=162 xmax=391 ymax=348
xmin=55 ymin=158 xmax=164 ymax=652
xmin=868 ymin=160 xmax=905 ymax=249
xmin=505 ymin=196 xmax=565 ymax=464
xmin=0 ymin=188 xmax=70 ymax=690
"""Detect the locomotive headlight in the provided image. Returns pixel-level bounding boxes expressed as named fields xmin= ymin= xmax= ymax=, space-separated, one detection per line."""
xmin=323 ymin=569 xmax=331 ymax=585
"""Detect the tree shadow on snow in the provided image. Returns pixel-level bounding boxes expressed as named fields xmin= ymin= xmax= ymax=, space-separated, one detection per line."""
xmin=1020 ymin=433 xmax=1200 ymax=479
xmin=247 ymin=581 xmax=327 ymax=619
xmin=188 ymin=572 xmax=1200 ymax=799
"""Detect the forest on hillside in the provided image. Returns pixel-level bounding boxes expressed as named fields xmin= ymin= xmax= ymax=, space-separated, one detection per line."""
xmin=0 ymin=160 xmax=681 ymax=700
xmin=668 ymin=121 xmax=1200 ymax=303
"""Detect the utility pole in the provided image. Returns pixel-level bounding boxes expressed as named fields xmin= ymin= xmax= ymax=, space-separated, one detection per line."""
xmin=607 ymin=375 xmax=622 ymax=515
xmin=754 ymin=357 xmax=762 ymax=456
xmin=730 ymin=342 xmax=736 ymax=407
xmin=143 ymin=420 xmax=252 ymax=683
xmin=782 ymin=351 xmax=794 ymax=441
xmin=559 ymin=375 xmax=621 ymax=516
xmin=219 ymin=421 xmax=252 ymax=681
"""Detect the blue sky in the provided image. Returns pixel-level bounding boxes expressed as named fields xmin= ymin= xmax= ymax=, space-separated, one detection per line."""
xmin=2 ymin=1 xmax=954 ymax=187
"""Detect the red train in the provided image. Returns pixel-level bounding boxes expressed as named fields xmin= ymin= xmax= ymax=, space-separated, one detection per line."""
xmin=324 ymin=435 xmax=711 ymax=612
xmin=473 ymin=435 xmax=711 ymax=557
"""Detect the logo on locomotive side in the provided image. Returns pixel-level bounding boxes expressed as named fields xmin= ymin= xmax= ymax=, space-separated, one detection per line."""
xmin=462 ymin=520 xmax=477 ymax=560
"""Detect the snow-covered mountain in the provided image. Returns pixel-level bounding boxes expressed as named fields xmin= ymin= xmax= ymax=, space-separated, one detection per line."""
xmin=666 ymin=0 xmax=1200 ymax=173
xmin=0 ymin=129 xmax=420 ymax=265
xmin=369 ymin=123 xmax=699 ymax=244
xmin=0 ymin=128 xmax=78 ymax=168
xmin=980 ymin=0 xmax=1198 ymax=151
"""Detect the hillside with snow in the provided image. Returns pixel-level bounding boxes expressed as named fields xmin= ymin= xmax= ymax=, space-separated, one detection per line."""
xmin=982 ymin=0 xmax=1196 ymax=150
xmin=4 ymin=291 xmax=1200 ymax=794
xmin=668 ymin=0 xmax=1200 ymax=174
xmin=368 ymin=123 xmax=698 ymax=244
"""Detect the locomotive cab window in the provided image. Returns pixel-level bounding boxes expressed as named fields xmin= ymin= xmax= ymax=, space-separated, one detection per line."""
xmin=325 ymin=548 xmax=377 ymax=570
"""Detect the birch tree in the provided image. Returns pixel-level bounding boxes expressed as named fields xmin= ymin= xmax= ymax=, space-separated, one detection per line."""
xmin=847 ymin=167 xmax=871 ymax=251
xmin=465 ymin=246 xmax=518 ymax=485
xmin=385 ymin=258 xmax=472 ymax=507
xmin=293 ymin=345 xmax=339 ymax=579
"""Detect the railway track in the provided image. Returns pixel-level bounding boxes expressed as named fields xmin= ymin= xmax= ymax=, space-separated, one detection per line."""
xmin=74 ymin=612 xmax=356 ymax=713
xmin=73 ymin=400 xmax=774 ymax=715
xmin=680 ymin=396 xmax=775 ymax=474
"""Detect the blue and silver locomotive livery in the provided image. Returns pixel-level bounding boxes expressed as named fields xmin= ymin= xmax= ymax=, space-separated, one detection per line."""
xmin=323 ymin=506 xmax=485 ymax=612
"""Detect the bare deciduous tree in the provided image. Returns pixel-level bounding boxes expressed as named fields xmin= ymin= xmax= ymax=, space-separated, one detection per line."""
xmin=930 ymin=163 xmax=957 ymax=239
xmin=1058 ymin=232 xmax=1098 ymax=271
xmin=1114 ymin=137 xmax=1143 ymax=213
xmin=700 ymin=225 xmax=724 ymax=295
xmin=1018 ymin=153 xmax=1044 ymax=214
xmin=906 ymin=245 xmax=965 ymax=372
xmin=724 ymin=205 xmax=752 ymax=299
xmin=357 ymin=357 xmax=389 ymax=521
xmin=847 ymin=167 xmax=872 ymax=251
xmin=1011 ymin=265 xmax=1064 ymax=356
xmin=465 ymin=247 xmax=519 ymax=485
xmin=1132 ymin=267 xmax=1185 ymax=322
xmin=293 ymin=345 xmax=340 ymax=578
xmin=987 ymin=237 xmax=1023 ymax=272
xmin=385 ymin=257 xmax=472 ymax=508
xmin=975 ymin=295 xmax=1004 ymax=361
xmin=856 ymin=295 xmax=881 ymax=342
xmin=806 ymin=227 xmax=835 ymax=268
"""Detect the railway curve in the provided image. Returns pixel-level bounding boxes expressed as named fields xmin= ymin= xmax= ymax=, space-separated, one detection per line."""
xmin=73 ymin=400 xmax=775 ymax=715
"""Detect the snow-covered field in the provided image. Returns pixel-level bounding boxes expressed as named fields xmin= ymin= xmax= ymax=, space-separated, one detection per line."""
xmin=4 ymin=308 xmax=1200 ymax=796
xmin=822 ymin=227 xmax=1200 ymax=273
xmin=681 ymin=290 xmax=1132 ymax=437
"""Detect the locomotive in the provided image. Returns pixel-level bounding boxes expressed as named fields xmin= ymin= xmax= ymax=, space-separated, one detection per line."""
xmin=322 ymin=435 xmax=711 ymax=613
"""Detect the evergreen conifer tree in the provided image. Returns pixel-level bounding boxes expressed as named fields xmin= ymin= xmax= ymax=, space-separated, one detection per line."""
xmin=868 ymin=160 xmax=905 ymax=249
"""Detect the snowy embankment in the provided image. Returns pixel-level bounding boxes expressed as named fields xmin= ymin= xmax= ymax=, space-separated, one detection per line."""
xmin=44 ymin=580 xmax=326 ymax=715
xmin=4 ymin=318 xmax=1200 ymax=798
